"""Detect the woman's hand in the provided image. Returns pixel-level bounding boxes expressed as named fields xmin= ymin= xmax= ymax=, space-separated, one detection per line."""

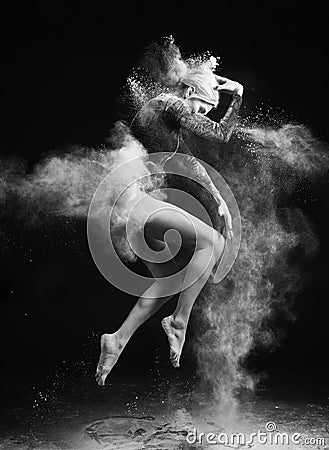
xmin=215 ymin=75 xmax=243 ymax=97
xmin=214 ymin=192 xmax=234 ymax=240
xmin=218 ymin=204 xmax=234 ymax=240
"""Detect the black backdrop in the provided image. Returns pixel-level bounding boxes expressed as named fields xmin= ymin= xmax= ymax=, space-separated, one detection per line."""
xmin=1 ymin=2 xmax=329 ymax=382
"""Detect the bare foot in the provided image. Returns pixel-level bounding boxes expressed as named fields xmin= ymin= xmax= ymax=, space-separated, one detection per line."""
xmin=95 ymin=334 xmax=122 ymax=386
xmin=161 ymin=316 xmax=186 ymax=368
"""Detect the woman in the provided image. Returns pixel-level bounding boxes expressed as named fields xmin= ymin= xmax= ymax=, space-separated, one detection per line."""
xmin=95 ymin=66 xmax=243 ymax=386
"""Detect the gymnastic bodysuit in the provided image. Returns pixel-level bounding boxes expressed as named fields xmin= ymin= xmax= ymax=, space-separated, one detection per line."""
xmin=131 ymin=92 xmax=242 ymax=232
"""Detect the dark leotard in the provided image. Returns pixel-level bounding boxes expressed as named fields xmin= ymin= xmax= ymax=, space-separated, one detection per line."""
xmin=131 ymin=92 xmax=242 ymax=231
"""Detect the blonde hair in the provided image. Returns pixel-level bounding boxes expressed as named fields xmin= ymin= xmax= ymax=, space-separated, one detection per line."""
xmin=181 ymin=68 xmax=219 ymax=107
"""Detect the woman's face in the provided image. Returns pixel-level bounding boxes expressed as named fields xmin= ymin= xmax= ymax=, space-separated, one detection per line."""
xmin=185 ymin=97 xmax=213 ymax=115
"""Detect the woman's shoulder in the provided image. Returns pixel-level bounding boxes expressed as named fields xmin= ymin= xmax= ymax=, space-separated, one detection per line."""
xmin=134 ymin=93 xmax=186 ymax=130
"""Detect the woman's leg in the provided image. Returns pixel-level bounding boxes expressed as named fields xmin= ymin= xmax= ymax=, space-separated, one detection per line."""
xmin=161 ymin=244 xmax=222 ymax=367
xmin=144 ymin=204 xmax=224 ymax=367
xmin=96 ymin=200 xmax=224 ymax=384
xmin=96 ymin=239 xmax=181 ymax=386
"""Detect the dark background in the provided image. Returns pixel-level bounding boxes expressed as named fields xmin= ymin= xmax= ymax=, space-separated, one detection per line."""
xmin=1 ymin=2 xmax=329 ymax=384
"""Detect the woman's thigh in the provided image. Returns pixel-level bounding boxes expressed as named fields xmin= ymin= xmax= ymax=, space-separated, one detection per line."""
xmin=144 ymin=197 xmax=220 ymax=251
xmin=142 ymin=240 xmax=179 ymax=276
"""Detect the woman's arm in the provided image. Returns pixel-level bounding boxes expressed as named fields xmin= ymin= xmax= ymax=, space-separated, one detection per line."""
xmin=164 ymin=86 xmax=243 ymax=143
xmin=164 ymin=153 xmax=233 ymax=238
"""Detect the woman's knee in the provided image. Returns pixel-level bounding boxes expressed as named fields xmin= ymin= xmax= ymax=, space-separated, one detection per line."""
xmin=205 ymin=232 xmax=225 ymax=262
